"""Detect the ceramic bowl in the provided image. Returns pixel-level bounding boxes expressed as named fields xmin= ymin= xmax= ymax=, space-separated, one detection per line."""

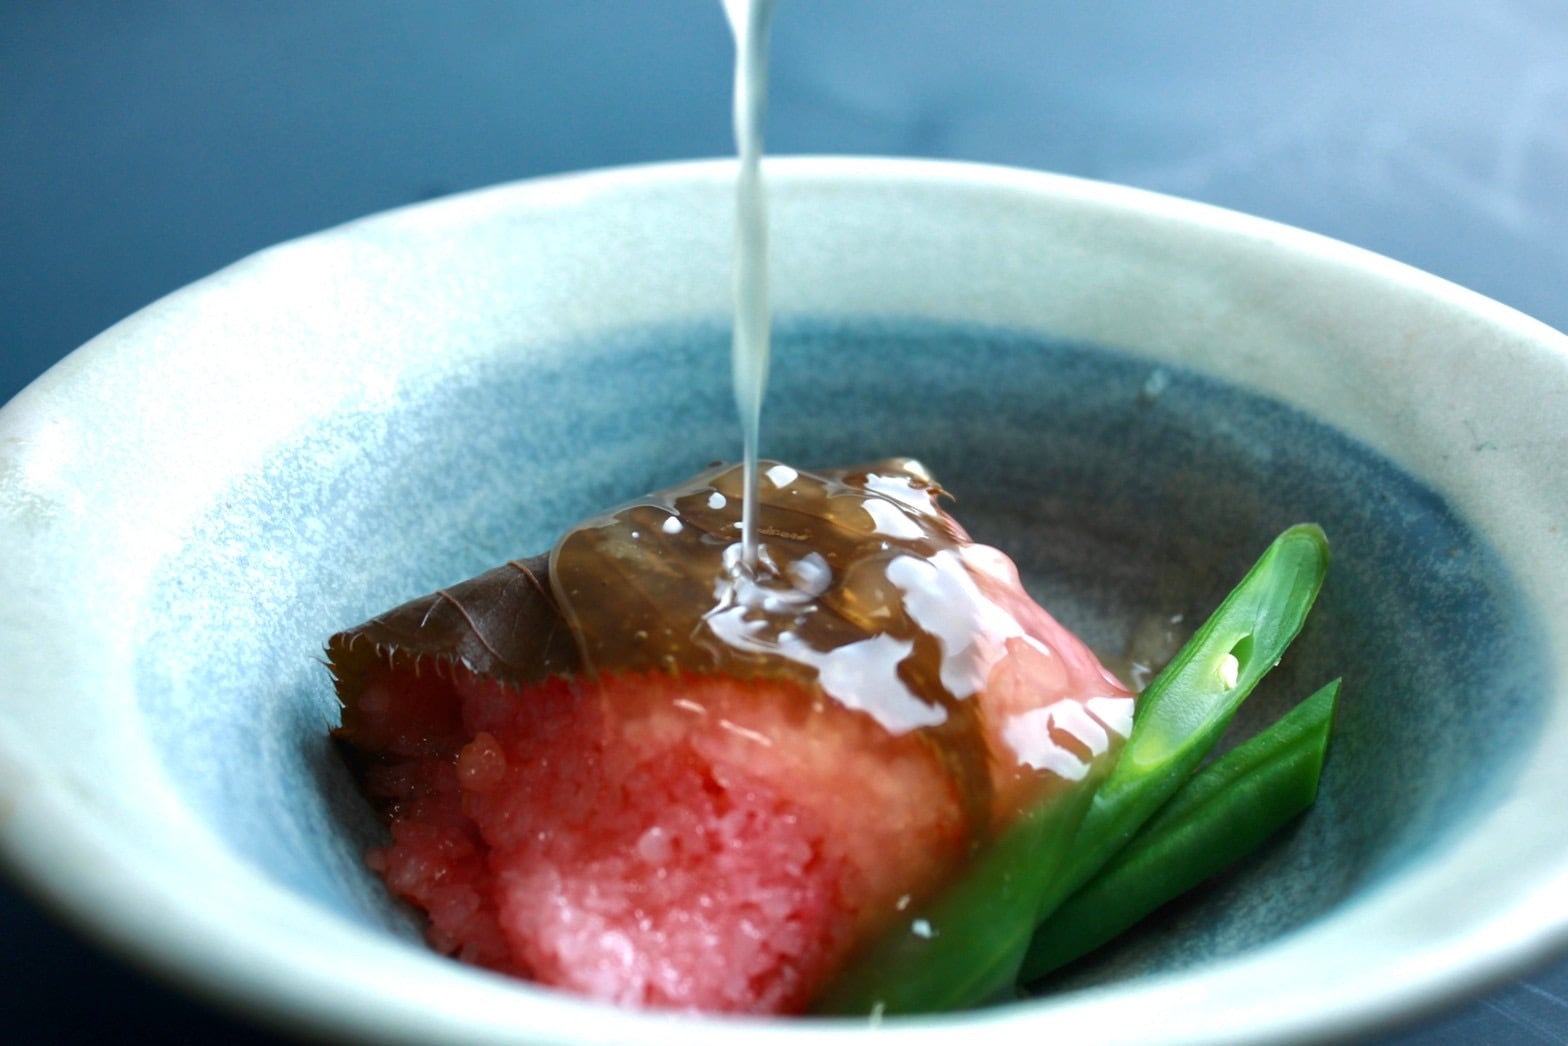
xmin=2 ymin=158 xmax=1567 ymax=1043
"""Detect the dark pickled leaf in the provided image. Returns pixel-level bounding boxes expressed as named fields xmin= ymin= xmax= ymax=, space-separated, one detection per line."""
xmin=326 ymin=554 xmax=581 ymax=736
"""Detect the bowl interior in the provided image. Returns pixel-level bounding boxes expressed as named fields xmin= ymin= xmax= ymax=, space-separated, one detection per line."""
xmin=133 ymin=315 xmax=1547 ymax=987
xmin=6 ymin=160 xmax=1567 ymax=1044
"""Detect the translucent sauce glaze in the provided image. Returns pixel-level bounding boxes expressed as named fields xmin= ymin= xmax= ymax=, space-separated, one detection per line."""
xmin=546 ymin=0 xmax=1132 ymax=852
xmin=550 ymin=458 xmax=1135 ymax=834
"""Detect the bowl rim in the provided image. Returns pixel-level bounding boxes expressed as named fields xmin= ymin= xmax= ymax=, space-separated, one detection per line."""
xmin=3 ymin=154 xmax=1568 ymax=1044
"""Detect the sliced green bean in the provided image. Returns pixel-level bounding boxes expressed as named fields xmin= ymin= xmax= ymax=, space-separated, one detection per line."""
xmin=813 ymin=525 xmax=1330 ymax=1015
xmin=1030 ymin=523 xmax=1331 ymax=930
xmin=1022 ymin=677 xmax=1339 ymax=980
xmin=810 ymin=772 xmax=1101 ymax=1015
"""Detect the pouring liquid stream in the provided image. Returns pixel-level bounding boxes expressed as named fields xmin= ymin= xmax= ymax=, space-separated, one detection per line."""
xmin=724 ymin=0 xmax=775 ymax=575
xmin=548 ymin=0 xmax=1138 ymax=868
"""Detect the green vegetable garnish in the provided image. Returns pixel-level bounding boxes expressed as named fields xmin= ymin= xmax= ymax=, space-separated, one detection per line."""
xmin=1023 ymin=677 xmax=1339 ymax=979
xmin=1032 ymin=523 xmax=1331 ymax=923
xmin=813 ymin=524 xmax=1332 ymax=1016
xmin=811 ymin=751 xmax=1108 ymax=1016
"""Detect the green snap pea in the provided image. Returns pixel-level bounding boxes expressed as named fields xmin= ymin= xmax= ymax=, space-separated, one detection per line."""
xmin=813 ymin=525 xmax=1331 ymax=1015
xmin=1028 ymin=523 xmax=1331 ymax=933
xmin=810 ymin=771 xmax=1102 ymax=1015
xmin=1021 ymin=677 xmax=1339 ymax=980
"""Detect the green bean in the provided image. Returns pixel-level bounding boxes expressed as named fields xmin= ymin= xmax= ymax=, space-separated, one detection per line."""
xmin=810 ymin=770 xmax=1103 ymax=1015
xmin=1026 ymin=523 xmax=1331 ymax=934
xmin=812 ymin=525 xmax=1331 ymax=1015
xmin=1022 ymin=678 xmax=1339 ymax=980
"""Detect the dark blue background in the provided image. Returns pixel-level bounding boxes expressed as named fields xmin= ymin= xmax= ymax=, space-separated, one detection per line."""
xmin=5 ymin=2 xmax=1568 ymax=1041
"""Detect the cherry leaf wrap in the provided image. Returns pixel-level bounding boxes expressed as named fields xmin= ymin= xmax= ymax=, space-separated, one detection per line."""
xmin=327 ymin=554 xmax=581 ymax=738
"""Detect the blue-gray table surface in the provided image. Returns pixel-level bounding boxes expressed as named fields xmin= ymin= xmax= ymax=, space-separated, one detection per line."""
xmin=4 ymin=3 xmax=1567 ymax=1041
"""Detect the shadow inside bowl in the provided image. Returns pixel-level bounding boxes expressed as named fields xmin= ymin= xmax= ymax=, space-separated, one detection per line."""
xmin=133 ymin=317 xmax=1549 ymax=998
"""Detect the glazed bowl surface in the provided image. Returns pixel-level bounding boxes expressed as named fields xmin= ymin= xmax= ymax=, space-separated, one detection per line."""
xmin=2 ymin=157 xmax=1567 ymax=1043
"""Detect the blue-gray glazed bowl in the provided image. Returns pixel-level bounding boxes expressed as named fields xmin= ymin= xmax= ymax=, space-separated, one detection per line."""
xmin=2 ymin=158 xmax=1567 ymax=1043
